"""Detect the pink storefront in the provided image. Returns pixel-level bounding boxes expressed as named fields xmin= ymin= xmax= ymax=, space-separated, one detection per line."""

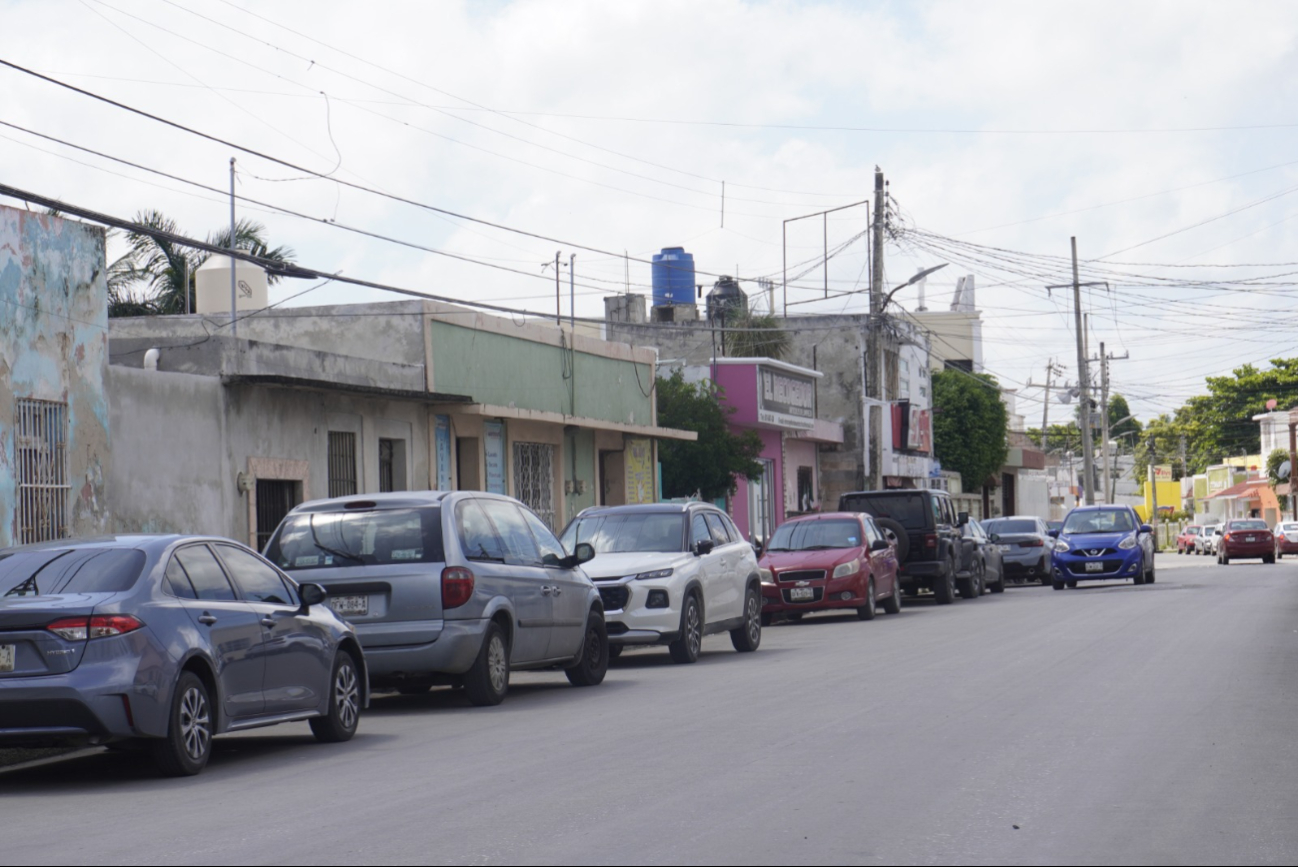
xmin=709 ymin=358 xmax=845 ymax=543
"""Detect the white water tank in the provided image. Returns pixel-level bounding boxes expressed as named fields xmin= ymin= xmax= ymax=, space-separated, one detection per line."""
xmin=195 ymin=255 xmax=268 ymax=314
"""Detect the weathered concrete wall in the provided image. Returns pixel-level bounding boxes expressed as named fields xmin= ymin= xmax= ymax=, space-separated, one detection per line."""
xmin=0 ymin=206 xmax=110 ymax=545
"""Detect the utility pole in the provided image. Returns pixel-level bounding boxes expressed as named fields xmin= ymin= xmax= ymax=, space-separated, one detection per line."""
xmin=569 ymin=253 xmax=576 ymax=332
xmin=1148 ymin=434 xmax=1160 ymax=543
xmin=868 ymin=167 xmax=886 ymax=489
xmin=1179 ymin=434 xmax=1188 ymax=482
xmin=229 ymin=157 xmax=237 ymax=338
xmin=1100 ymin=342 xmax=1110 ymax=504
xmin=1042 ymin=360 xmax=1054 ymax=452
xmin=1072 ymin=238 xmax=1095 ymax=505
xmin=553 ymin=250 xmax=561 ymax=326
xmin=1289 ymin=411 xmax=1298 ymax=521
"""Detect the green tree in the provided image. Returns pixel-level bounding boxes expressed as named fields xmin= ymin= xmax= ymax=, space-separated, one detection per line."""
xmin=1107 ymin=394 xmax=1142 ymax=440
xmin=109 ymin=210 xmax=296 ymax=317
xmin=656 ymin=371 xmax=764 ymax=500
xmin=932 ymin=369 xmax=1008 ymax=491
xmin=723 ymin=308 xmax=791 ymax=360
xmin=1267 ymin=447 xmax=1290 ymax=511
xmin=1026 ymin=422 xmax=1082 ymax=454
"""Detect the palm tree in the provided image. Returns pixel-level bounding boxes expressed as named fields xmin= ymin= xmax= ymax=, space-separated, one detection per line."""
xmin=108 ymin=210 xmax=296 ymax=317
xmin=724 ymin=308 xmax=792 ymax=360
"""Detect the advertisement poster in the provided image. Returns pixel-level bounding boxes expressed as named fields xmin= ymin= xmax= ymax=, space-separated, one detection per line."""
xmin=434 ymin=415 xmax=453 ymax=491
xmin=624 ymin=437 xmax=655 ymax=504
xmin=484 ymin=421 xmax=506 ymax=494
xmin=756 ymin=365 xmax=816 ymax=430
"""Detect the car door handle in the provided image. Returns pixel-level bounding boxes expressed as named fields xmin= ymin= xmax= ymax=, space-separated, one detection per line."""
xmin=197 ymin=614 xmax=218 ymax=625
xmin=540 ymin=585 xmax=553 ymax=596
xmin=260 ymin=617 xmax=277 ymax=628
xmin=551 ymin=585 xmax=562 ymax=596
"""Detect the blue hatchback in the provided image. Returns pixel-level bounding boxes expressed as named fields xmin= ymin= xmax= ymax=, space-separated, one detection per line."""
xmin=1048 ymin=505 xmax=1156 ymax=589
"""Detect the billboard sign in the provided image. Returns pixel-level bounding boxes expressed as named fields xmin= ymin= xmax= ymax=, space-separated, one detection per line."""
xmin=757 ymin=365 xmax=816 ymax=430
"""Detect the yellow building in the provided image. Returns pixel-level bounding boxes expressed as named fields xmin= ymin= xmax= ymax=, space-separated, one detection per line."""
xmin=1136 ymin=480 xmax=1184 ymax=522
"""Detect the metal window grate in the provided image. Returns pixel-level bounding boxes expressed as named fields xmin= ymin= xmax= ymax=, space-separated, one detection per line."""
xmin=328 ymin=431 xmax=357 ymax=498
xmin=512 ymin=442 xmax=555 ymax=529
xmin=256 ymin=479 xmax=299 ymax=551
xmin=15 ymin=398 xmax=69 ymax=544
xmin=379 ymin=438 xmax=395 ymax=493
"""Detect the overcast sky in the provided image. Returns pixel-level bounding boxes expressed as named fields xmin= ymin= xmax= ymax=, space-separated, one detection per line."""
xmin=7 ymin=0 xmax=1298 ymax=427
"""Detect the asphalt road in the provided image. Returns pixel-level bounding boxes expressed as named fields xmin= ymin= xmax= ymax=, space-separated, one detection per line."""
xmin=4 ymin=552 xmax=1298 ymax=866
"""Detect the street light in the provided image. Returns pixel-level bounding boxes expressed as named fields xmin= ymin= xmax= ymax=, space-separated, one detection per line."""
xmin=881 ymin=263 xmax=949 ymax=311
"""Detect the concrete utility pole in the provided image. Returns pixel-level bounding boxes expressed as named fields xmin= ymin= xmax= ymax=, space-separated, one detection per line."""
xmin=1071 ymin=238 xmax=1095 ymax=505
xmin=229 ymin=157 xmax=237 ymax=338
xmin=1148 ymin=434 xmax=1160 ymax=541
xmin=868 ymin=167 xmax=886 ymax=490
xmin=1100 ymin=343 xmax=1110 ymax=504
xmin=1289 ymin=410 xmax=1298 ymax=521
xmin=1179 ymin=434 xmax=1188 ymax=482
xmin=554 ymin=250 xmax=561 ymax=326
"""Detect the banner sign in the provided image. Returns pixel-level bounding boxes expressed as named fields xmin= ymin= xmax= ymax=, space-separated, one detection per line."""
xmin=624 ymin=437 xmax=655 ymax=504
xmin=484 ymin=421 xmax=506 ymax=494
xmin=434 ymin=415 xmax=453 ymax=491
xmin=757 ymin=365 xmax=816 ymax=430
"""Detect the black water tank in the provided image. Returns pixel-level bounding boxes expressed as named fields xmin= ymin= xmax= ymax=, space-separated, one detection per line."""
xmin=706 ymin=275 xmax=747 ymax=322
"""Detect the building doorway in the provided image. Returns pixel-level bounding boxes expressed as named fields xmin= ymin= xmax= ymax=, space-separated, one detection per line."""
xmin=748 ymin=459 xmax=775 ymax=543
xmin=456 ymin=437 xmax=480 ymax=490
xmin=513 ymin=442 xmax=556 ymax=529
xmin=255 ymin=479 xmax=300 ymax=550
xmin=599 ymin=450 xmax=625 ymax=506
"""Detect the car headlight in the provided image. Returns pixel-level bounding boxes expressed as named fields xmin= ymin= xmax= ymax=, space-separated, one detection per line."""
xmin=634 ymin=568 xmax=674 ymax=580
xmin=1118 ymin=534 xmax=1137 ymax=550
xmin=832 ymin=558 xmax=861 ymax=579
xmin=759 ymin=568 xmax=775 ymax=585
xmin=1053 ymin=538 xmax=1070 ymax=553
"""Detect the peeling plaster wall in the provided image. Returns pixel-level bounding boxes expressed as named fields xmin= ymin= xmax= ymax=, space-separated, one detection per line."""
xmin=0 ymin=205 xmax=110 ymax=546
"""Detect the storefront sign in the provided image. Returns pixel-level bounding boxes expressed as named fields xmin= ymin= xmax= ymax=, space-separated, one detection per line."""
xmin=1153 ymin=464 xmax=1173 ymax=482
xmin=624 ymin=436 xmax=655 ymax=504
xmin=484 ymin=421 xmax=506 ymax=494
xmin=434 ymin=415 xmax=453 ymax=491
xmin=756 ymin=365 xmax=816 ymax=430
xmin=908 ymin=406 xmax=932 ymax=454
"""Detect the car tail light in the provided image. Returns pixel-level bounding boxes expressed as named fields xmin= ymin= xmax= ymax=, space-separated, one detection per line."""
xmin=47 ymin=615 xmax=143 ymax=641
xmin=441 ymin=566 xmax=475 ymax=609
xmin=1223 ymin=533 xmax=1233 ymax=542
xmin=924 ymin=533 xmax=938 ymax=549
xmin=1022 ymin=539 xmax=1044 ymax=547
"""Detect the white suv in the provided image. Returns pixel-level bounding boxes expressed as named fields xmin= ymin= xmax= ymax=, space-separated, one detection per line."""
xmin=560 ymin=503 xmax=762 ymax=663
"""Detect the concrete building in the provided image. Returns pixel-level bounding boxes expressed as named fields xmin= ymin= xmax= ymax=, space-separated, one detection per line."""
xmin=108 ymin=297 xmax=694 ymax=548
xmin=0 ymin=205 xmax=111 ymax=546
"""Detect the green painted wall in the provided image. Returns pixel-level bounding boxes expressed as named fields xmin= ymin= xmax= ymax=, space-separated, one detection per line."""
xmin=429 ymin=321 xmax=654 ymax=425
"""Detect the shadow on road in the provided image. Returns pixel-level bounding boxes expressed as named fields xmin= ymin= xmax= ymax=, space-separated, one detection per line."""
xmin=609 ymin=645 xmax=796 ymax=669
xmin=366 ymin=675 xmax=639 ymax=716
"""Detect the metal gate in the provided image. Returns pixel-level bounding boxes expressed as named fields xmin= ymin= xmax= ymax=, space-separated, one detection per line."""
xmin=15 ymin=398 xmax=69 ymax=544
xmin=256 ymin=479 xmax=299 ymax=551
xmin=512 ymin=442 xmax=555 ymax=529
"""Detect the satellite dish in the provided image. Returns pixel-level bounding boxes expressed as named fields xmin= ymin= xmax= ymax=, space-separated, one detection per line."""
xmin=1279 ymin=460 xmax=1291 ymax=480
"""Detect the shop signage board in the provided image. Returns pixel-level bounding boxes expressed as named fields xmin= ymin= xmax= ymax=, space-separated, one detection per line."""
xmin=1153 ymin=464 xmax=1173 ymax=482
xmin=484 ymin=421 xmax=506 ymax=494
xmin=434 ymin=415 xmax=453 ymax=491
xmin=624 ymin=437 xmax=655 ymax=504
xmin=756 ymin=365 xmax=816 ymax=430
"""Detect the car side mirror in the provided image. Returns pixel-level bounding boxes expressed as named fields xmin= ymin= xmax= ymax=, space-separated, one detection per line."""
xmin=870 ymin=539 xmax=890 ymax=552
xmin=1047 ymin=529 xmax=1059 ymax=538
xmin=299 ymin=582 xmax=327 ymax=610
xmin=751 ymin=539 xmax=765 ymax=557
xmin=990 ymin=533 xmax=1001 ymax=543
xmin=957 ymin=511 xmax=970 ymax=527
xmin=560 ymin=542 xmax=596 ymax=569
xmin=1139 ymin=524 xmax=1153 ymax=534
xmin=693 ymin=539 xmax=715 ymax=557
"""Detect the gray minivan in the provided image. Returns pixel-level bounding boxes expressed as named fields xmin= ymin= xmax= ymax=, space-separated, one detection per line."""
xmin=265 ymin=491 xmax=607 ymax=706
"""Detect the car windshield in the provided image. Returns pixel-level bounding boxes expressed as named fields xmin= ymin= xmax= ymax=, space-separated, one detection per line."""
xmin=266 ymin=508 xmax=444 ymax=570
xmin=767 ymin=520 xmax=862 ymax=552
xmin=1231 ymin=520 xmax=1269 ymax=531
xmin=0 ymin=548 xmax=145 ymax=597
xmin=839 ymin=494 xmax=927 ymax=530
xmin=560 ymin=513 xmax=684 ymax=553
xmin=1061 ymin=509 xmax=1136 ymax=534
xmin=984 ymin=519 xmax=1038 ymax=535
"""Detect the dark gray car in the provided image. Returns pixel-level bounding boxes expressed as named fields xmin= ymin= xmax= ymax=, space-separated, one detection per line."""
xmin=265 ymin=491 xmax=607 ymax=706
xmin=0 ymin=535 xmax=366 ymax=776
xmin=982 ymin=516 xmax=1053 ymax=584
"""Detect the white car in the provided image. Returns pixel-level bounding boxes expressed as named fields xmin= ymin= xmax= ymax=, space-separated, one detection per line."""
xmin=1197 ymin=525 xmax=1222 ymax=556
xmin=560 ymin=503 xmax=762 ymax=664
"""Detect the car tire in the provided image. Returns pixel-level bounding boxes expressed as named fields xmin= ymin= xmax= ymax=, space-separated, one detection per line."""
xmin=990 ymin=567 xmax=1006 ymax=593
xmin=1146 ymin=558 xmax=1156 ymax=583
xmin=1066 ymin=580 xmax=1078 ymax=588
xmin=608 ymin=644 xmax=623 ymax=660
xmin=1277 ymin=550 xmax=1283 ymax=560
xmin=668 ymin=594 xmax=703 ymax=664
xmin=874 ymin=517 xmax=910 ymax=561
xmin=464 ymin=621 xmax=510 ymax=706
xmin=760 ymin=612 xmax=773 ymax=627
xmin=957 ymin=560 xmax=980 ymax=599
xmin=881 ymin=583 xmax=902 ymax=614
xmin=857 ymin=579 xmax=877 ymax=621
xmin=565 ymin=614 xmax=609 ymax=687
xmin=730 ymin=586 xmax=763 ymax=651
xmin=1219 ymin=551 xmax=1230 ymax=566
xmin=1264 ymin=553 xmax=1276 ymax=565
xmin=934 ymin=560 xmax=957 ymax=605
xmin=310 ymin=650 xmax=361 ymax=743
xmin=151 ymin=671 xmax=213 ymax=777
xmin=1052 ymin=580 xmax=1065 ymax=590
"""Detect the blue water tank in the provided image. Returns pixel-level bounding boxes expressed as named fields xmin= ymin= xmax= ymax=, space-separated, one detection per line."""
xmin=651 ymin=247 xmax=695 ymax=307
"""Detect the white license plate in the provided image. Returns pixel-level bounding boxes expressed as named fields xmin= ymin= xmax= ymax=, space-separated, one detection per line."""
xmin=1084 ymin=562 xmax=1104 ymax=572
xmin=1245 ymin=536 xmax=1256 ymax=542
xmin=789 ymin=587 xmax=816 ymax=601
xmin=0 ymin=644 xmax=13 ymax=673
xmin=329 ymin=595 xmax=368 ymax=617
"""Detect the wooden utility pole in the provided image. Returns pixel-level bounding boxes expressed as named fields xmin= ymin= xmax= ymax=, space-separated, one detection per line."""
xmin=1072 ymin=238 xmax=1095 ymax=505
xmin=867 ymin=167 xmax=886 ymax=489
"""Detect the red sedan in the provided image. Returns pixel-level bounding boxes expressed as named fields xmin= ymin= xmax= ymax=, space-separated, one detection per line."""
xmin=758 ymin=512 xmax=901 ymax=624
xmin=1218 ymin=519 xmax=1275 ymax=564
xmin=1176 ymin=524 xmax=1203 ymax=554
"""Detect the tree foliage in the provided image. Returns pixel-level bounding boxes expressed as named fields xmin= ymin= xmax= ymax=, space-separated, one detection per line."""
xmin=932 ymin=369 xmax=1008 ymax=491
xmin=656 ymin=371 xmax=765 ymax=500
xmin=723 ymin=308 xmax=791 ymax=360
xmin=1107 ymin=394 xmax=1142 ymax=440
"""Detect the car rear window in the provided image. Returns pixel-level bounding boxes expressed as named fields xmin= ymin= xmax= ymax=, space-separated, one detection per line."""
xmin=838 ymin=494 xmax=927 ymax=530
xmin=266 ymin=508 xmax=444 ymax=570
xmin=984 ymin=519 xmax=1038 ymax=535
xmin=1231 ymin=520 xmax=1269 ymax=531
xmin=0 ymin=548 xmax=146 ymax=597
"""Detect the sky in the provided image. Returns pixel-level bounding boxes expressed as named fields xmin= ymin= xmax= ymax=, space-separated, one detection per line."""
xmin=6 ymin=0 xmax=1298 ymax=427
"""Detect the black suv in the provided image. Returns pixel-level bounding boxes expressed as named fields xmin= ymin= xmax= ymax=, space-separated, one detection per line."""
xmin=838 ymin=489 xmax=971 ymax=604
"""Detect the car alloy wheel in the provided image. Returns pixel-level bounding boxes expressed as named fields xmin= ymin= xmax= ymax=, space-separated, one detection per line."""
xmin=731 ymin=587 xmax=762 ymax=652
xmin=179 ymin=684 xmax=211 ymax=763
xmin=332 ymin=660 xmax=360 ymax=732
xmin=487 ymin=633 xmax=508 ymax=694
xmin=670 ymin=595 xmax=703 ymax=664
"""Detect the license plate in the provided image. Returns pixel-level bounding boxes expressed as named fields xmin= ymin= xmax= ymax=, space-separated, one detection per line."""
xmin=1245 ymin=536 xmax=1256 ymax=542
xmin=1084 ymin=562 xmax=1104 ymax=572
xmin=789 ymin=587 xmax=815 ymax=601
xmin=997 ymin=545 xmax=1011 ymax=553
xmin=329 ymin=595 xmax=368 ymax=617
xmin=0 ymin=644 xmax=13 ymax=673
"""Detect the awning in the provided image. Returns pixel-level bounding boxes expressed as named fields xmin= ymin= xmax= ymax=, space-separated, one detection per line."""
xmin=436 ymin=402 xmax=697 ymax=441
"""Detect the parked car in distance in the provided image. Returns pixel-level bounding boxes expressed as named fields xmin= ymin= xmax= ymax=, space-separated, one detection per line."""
xmin=267 ymin=491 xmax=607 ymax=707
xmin=982 ymin=516 xmax=1051 ymax=584
xmin=559 ymin=503 xmax=762 ymax=664
xmin=1276 ymin=522 xmax=1298 ymax=559
xmin=1176 ymin=524 xmax=1203 ymax=555
xmin=757 ymin=512 xmax=901 ymax=624
xmin=1218 ymin=519 xmax=1275 ymax=564
xmin=1049 ymin=505 xmax=1156 ymax=588
xmin=838 ymin=488 xmax=968 ymax=604
xmin=958 ymin=519 xmax=1006 ymax=594
xmin=1196 ymin=525 xmax=1222 ymax=556
xmin=0 ymin=535 xmax=366 ymax=776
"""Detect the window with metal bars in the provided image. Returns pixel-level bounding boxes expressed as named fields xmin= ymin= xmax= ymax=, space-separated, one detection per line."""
xmin=14 ymin=398 xmax=69 ymax=544
xmin=512 ymin=442 xmax=555 ymax=529
xmin=328 ymin=431 xmax=358 ymax=498
xmin=256 ymin=479 xmax=300 ymax=551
